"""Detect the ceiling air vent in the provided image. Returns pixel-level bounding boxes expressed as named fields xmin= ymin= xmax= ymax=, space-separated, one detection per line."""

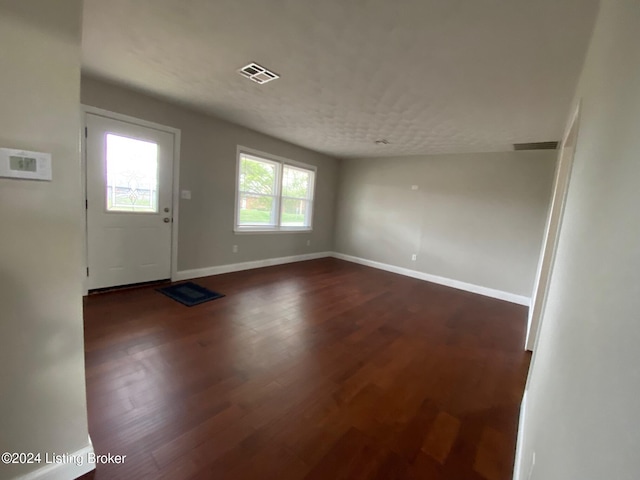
xmin=513 ymin=141 xmax=559 ymax=151
xmin=238 ymin=62 xmax=279 ymax=84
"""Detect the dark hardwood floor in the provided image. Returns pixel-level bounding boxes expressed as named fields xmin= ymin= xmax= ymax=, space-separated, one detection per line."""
xmin=80 ymin=258 xmax=530 ymax=480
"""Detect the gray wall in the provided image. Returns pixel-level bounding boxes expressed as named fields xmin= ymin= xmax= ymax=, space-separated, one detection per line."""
xmin=334 ymin=152 xmax=556 ymax=297
xmin=515 ymin=0 xmax=640 ymax=478
xmin=81 ymin=77 xmax=340 ymax=272
xmin=0 ymin=1 xmax=90 ymax=479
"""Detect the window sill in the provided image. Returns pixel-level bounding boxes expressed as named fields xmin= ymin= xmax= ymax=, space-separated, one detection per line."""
xmin=234 ymin=227 xmax=313 ymax=235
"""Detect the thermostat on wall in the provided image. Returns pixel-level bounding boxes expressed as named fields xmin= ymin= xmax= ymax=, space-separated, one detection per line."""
xmin=0 ymin=148 xmax=52 ymax=181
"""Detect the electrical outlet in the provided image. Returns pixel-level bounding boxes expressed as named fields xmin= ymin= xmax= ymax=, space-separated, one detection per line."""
xmin=411 ymin=254 xmax=417 ymax=261
xmin=306 ymin=240 xmax=311 ymax=246
xmin=232 ymin=245 xmax=238 ymax=253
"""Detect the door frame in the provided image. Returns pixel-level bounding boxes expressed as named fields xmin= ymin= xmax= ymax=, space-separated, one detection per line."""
xmin=81 ymin=105 xmax=181 ymax=295
xmin=525 ymin=101 xmax=581 ymax=351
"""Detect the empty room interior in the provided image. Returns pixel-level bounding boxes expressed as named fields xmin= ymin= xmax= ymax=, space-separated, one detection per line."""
xmin=2 ymin=0 xmax=640 ymax=479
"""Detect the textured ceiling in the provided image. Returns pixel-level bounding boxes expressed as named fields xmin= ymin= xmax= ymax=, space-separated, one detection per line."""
xmin=82 ymin=0 xmax=598 ymax=158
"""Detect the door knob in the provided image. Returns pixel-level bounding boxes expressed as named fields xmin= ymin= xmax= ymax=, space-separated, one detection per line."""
xmin=163 ymin=217 xmax=171 ymax=223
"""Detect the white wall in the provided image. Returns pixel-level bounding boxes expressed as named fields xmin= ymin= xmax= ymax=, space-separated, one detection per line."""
xmin=334 ymin=151 xmax=556 ymax=299
xmin=81 ymin=77 xmax=340 ymax=273
xmin=0 ymin=1 xmax=92 ymax=479
xmin=514 ymin=0 xmax=640 ymax=478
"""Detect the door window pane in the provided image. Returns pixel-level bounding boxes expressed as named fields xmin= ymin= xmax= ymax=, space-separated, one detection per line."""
xmin=106 ymin=133 xmax=159 ymax=213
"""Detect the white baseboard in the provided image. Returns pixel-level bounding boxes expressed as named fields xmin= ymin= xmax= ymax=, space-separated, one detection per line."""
xmin=512 ymin=391 xmax=528 ymax=480
xmin=331 ymin=252 xmax=531 ymax=306
xmin=173 ymin=251 xmax=332 ymax=281
xmin=15 ymin=436 xmax=95 ymax=480
xmin=174 ymin=250 xmax=529 ymax=307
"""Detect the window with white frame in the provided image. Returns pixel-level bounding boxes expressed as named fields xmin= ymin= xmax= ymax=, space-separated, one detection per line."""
xmin=235 ymin=148 xmax=316 ymax=232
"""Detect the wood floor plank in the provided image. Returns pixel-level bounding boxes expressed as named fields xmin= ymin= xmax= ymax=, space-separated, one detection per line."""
xmin=302 ymin=427 xmax=388 ymax=480
xmin=474 ymin=426 xmax=514 ymax=480
xmin=422 ymin=411 xmax=461 ymax=464
xmin=80 ymin=258 xmax=530 ymax=480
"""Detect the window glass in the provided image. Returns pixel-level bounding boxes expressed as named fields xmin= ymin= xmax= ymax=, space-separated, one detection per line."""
xmin=239 ymin=155 xmax=277 ymax=195
xmin=281 ymin=198 xmax=311 ymax=227
xmin=236 ymin=150 xmax=315 ymax=231
xmin=238 ymin=155 xmax=279 ymax=226
xmin=106 ymin=134 xmax=158 ymax=213
xmin=282 ymin=166 xmax=312 ymax=199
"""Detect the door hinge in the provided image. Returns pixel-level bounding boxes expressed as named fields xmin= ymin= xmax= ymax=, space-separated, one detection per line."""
xmin=85 ymin=127 xmax=88 ymax=138
xmin=86 ymin=267 xmax=89 ymax=277
xmin=85 ymin=198 xmax=88 ymax=209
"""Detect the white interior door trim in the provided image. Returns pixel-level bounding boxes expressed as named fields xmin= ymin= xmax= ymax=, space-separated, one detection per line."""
xmin=81 ymin=105 xmax=181 ymax=294
xmin=525 ymin=100 xmax=581 ymax=351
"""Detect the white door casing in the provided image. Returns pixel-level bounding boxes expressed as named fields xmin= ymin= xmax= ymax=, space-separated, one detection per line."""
xmin=525 ymin=103 xmax=580 ymax=351
xmin=86 ymin=113 xmax=175 ymax=290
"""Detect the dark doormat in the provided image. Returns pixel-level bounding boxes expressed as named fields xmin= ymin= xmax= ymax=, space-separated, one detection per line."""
xmin=157 ymin=281 xmax=225 ymax=306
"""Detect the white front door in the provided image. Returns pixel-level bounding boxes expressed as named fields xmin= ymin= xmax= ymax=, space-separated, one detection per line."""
xmin=86 ymin=113 xmax=174 ymax=290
